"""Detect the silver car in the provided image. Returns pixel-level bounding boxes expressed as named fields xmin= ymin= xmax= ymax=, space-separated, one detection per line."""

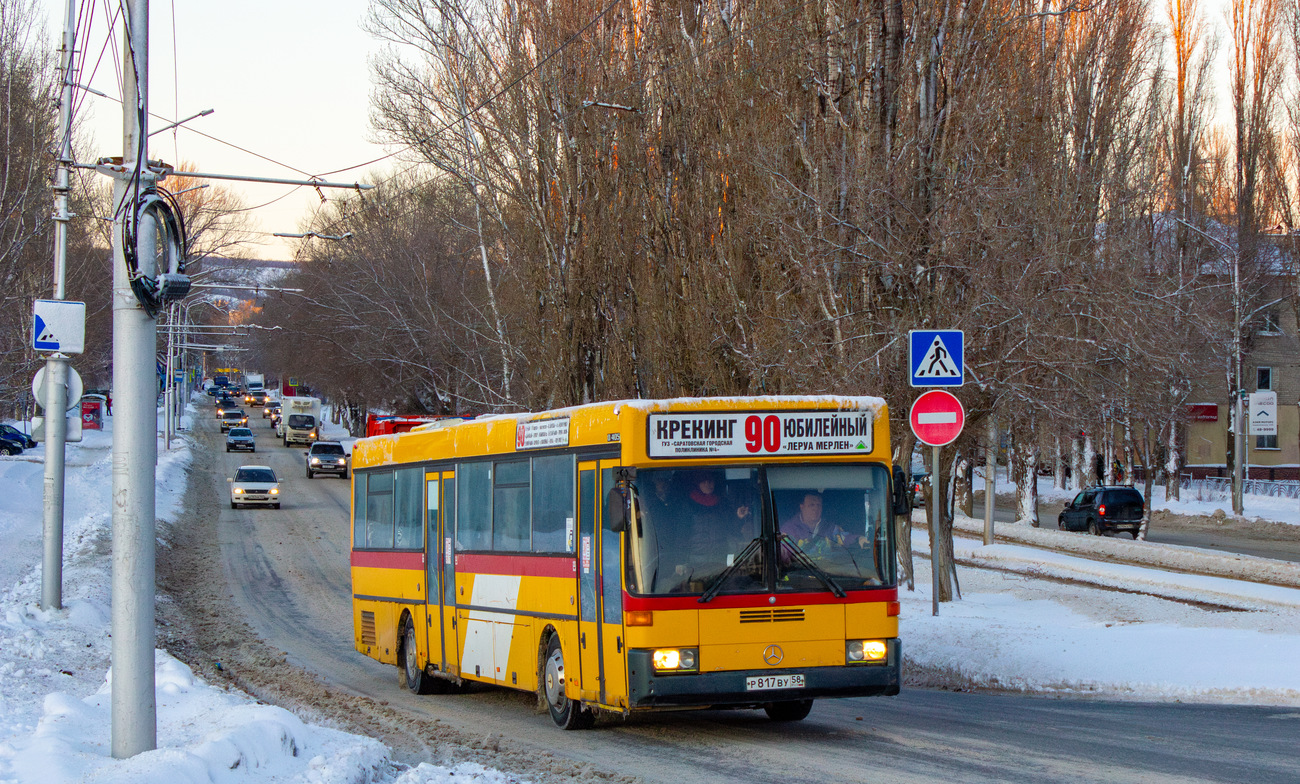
xmin=229 ymin=465 xmax=281 ymax=509
xmin=225 ymin=427 xmax=256 ymax=453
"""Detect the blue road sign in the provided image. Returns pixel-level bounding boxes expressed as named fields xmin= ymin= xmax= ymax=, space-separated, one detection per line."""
xmin=910 ymin=330 xmax=964 ymax=387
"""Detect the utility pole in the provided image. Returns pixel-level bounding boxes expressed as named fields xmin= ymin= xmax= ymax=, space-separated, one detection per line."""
xmin=111 ymin=0 xmax=157 ymax=757
xmin=40 ymin=0 xmax=79 ymax=612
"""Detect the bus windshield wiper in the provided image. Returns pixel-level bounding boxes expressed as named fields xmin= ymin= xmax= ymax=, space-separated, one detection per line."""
xmin=698 ymin=537 xmax=764 ymax=604
xmin=777 ymin=533 xmax=847 ymax=598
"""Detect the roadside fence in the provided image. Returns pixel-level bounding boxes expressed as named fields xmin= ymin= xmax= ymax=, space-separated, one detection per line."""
xmin=1180 ymin=474 xmax=1300 ymax=501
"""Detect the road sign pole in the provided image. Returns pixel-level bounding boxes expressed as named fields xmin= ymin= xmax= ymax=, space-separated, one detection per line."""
xmin=111 ymin=0 xmax=157 ymax=758
xmin=40 ymin=355 xmax=69 ymax=610
xmin=932 ymin=444 xmax=940 ymax=617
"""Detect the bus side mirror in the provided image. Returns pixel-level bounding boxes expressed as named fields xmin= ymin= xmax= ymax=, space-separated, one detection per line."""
xmin=892 ymin=465 xmax=912 ymax=516
xmin=606 ymin=488 xmax=628 ymax=532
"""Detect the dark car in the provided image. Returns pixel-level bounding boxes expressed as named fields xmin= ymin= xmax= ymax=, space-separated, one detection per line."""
xmin=0 ymin=431 xmax=25 ymax=456
xmin=225 ymin=427 xmax=256 ymax=452
xmin=1058 ymin=486 xmax=1144 ymax=538
xmin=305 ymin=441 xmax=348 ymax=479
xmin=0 ymin=424 xmax=37 ymax=450
xmin=245 ymin=390 xmax=268 ymax=407
xmin=220 ymin=409 xmax=249 ymax=432
xmin=263 ymin=400 xmax=281 ymax=420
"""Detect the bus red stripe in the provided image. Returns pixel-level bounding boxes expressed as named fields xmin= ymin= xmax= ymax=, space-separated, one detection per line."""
xmin=622 ymin=587 xmax=898 ymax=611
xmin=455 ymin=553 xmax=577 ymax=578
xmin=351 ymin=550 xmax=425 ymax=570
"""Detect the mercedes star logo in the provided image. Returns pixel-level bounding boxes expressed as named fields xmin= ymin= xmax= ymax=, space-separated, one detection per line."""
xmin=762 ymin=645 xmax=784 ymax=666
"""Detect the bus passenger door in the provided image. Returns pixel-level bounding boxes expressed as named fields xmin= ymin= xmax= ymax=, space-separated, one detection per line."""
xmin=426 ymin=471 xmax=460 ymax=679
xmin=576 ymin=463 xmax=600 ymax=701
xmin=577 ymin=461 xmax=628 ymax=708
xmin=425 ymin=474 xmax=442 ymax=672
xmin=598 ymin=463 xmax=627 ymax=709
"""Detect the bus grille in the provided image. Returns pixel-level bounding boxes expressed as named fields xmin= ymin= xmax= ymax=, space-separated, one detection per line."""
xmin=739 ymin=608 xmax=805 ymax=623
xmin=361 ymin=611 xmax=377 ymax=646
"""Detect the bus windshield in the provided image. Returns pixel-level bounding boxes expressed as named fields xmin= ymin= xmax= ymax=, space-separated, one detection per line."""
xmin=628 ymin=464 xmax=894 ymax=597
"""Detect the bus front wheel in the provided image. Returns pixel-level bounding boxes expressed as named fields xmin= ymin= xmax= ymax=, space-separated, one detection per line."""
xmin=399 ymin=616 xmax=436 ymax=695
xmin=542 ymin=635 xmax=593 ymax=730
xmin=764 ymin=699 xmax=814 ymax=722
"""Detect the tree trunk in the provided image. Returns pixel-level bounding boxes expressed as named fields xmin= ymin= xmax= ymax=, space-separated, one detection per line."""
xmin=1140 ymin=423 xmax=1155 ymax=540
xmin=1165 ymin=419 xmax=1181 ymax=501
xmin=955 ymin=452 xmax=973 ymax=517
xmin=926 ymin=447 xmax=953 ymax=603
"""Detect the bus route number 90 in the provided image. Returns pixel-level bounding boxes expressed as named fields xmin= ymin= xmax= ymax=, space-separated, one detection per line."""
xmin=744 ymin=415 xmax=781 ymax=454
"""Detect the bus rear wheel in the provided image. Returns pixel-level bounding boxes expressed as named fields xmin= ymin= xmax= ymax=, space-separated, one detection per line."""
xmin=399 ymin=616 xmax=436 ymax=695
xmin=764 ymin=699 xmax=814 ymax=722
xmin=542 ymin=635 xmax=593 ymax=730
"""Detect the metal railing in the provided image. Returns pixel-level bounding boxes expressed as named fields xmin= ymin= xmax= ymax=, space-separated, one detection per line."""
xmin=1180 ymin=474 xmax=1300 ymax=501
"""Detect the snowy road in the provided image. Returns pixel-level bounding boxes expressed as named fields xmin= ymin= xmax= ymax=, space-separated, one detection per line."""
xmin=156 ymin=415 xmax=1300 ymax=784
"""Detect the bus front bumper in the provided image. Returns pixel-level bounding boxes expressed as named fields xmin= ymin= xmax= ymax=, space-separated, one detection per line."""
xmin=626 ymin=641 xmax=901 ymax=708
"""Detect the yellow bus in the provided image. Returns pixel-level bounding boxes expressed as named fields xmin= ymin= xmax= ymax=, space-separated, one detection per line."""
xmin=350 ymin=396 xmax=906 ymax=728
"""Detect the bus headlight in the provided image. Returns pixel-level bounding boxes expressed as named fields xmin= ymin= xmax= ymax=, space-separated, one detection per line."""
xmin=847 ymin=639 xmax=888 ymax=664
xmin=652 ymin=648 xmax=697 ymax=672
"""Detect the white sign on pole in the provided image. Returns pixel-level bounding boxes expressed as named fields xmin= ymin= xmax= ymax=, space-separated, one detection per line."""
xmin=1248 ymin=391 xmax=1277 ymax=436
xmin=32 ymin=300 xmax=86 ymax=354
xmin=31 ymin=366 xmax=83 ymax=411
xmin=32 ymin=413 xmax=83 ymax=443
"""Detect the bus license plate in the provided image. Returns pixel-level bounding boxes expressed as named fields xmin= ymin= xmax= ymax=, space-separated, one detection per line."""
xmin=745 ymin=674 xmax=805 ymax=691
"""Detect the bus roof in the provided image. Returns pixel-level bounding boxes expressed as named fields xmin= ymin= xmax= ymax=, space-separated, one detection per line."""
xmin=350 ymin=395 xmax=890 ymax=471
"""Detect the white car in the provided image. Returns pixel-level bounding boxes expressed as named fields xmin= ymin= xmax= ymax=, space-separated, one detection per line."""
xmin=228 ymin=465 xmax=282 ymax=509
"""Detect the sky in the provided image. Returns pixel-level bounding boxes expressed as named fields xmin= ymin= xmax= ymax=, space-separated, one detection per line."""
xmin=36 ymin=0 xmax=393 ymax=262
xmin=1 ymin=401 xmax=1299 ymax=782
xmin=33 ymin=0 xmax=1250 ymax=265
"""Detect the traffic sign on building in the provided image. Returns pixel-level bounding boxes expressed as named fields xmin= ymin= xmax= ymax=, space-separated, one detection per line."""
xmin=910 ymin=390 xmax=966 ymax=446
xmin=910 ymin=330 xmax=963 ymax=387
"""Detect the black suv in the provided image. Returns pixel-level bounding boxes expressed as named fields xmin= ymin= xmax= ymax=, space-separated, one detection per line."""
xmin=305 ymin=441 xmax=348 ymax=479
xmin=1058 ymin=486 xmax=1144 ymax=538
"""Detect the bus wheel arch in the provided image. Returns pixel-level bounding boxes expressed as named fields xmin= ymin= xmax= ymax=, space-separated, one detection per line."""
xmin=398 ymin=611 xmax=436 ymax=695
xmin=540 ymin=630 xmax=593 ymax=730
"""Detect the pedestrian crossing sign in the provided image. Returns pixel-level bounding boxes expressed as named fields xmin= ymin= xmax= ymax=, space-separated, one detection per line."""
xmin=910 ymin=330 xmax=963 ymax=387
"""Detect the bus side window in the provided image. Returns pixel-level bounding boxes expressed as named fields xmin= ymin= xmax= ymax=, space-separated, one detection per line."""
xmin=366 ymin=471 xmax=395 ymax=549
xmin=353 ymin=473 xmax=366 ymax=549
xmin=457 ymin=462 xmax=492 ymax=550
xmin=532 ymin=454 xmax=574 ymax=553
xmin=493 ymin=460 xmax=530 ymax=551
xmin=394 ymin=468 xmax=423 ymax=551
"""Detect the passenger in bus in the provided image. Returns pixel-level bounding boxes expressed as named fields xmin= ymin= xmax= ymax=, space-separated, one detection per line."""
xmin=781 ymin=491 xmax=868 ymax=554
xmin=669 ymin=471 xmax=757 ymax=582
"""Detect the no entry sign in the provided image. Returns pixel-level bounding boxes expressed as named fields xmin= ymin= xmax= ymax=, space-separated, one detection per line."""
xmin=910 ymin=390 xmax=965 ymax=446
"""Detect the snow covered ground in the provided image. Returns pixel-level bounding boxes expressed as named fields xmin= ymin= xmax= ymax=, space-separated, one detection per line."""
xmin=1 ymin=407 xmax=1298 ymax=782
xmin=0 ymin=407 xmax=521 ymax=784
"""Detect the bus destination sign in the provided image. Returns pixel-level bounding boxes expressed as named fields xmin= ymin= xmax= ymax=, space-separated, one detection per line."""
xmin=516 ymin=417 xmax=570 ymax=450
xmin=647 ymin=411 xmax=873 ymax=458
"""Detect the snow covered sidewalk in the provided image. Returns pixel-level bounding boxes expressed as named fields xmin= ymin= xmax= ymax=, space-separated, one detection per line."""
xmin=0 ymin=412 xmax=528 ymax=784
xmin=908 ymin=529 xmax=1300 ymax=704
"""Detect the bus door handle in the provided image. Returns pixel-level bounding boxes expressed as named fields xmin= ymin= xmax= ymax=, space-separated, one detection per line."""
xmin=617 ymin=636 xmax=623 ymax=653
xmin=580 ymin=632 xmax=586 ymax=649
